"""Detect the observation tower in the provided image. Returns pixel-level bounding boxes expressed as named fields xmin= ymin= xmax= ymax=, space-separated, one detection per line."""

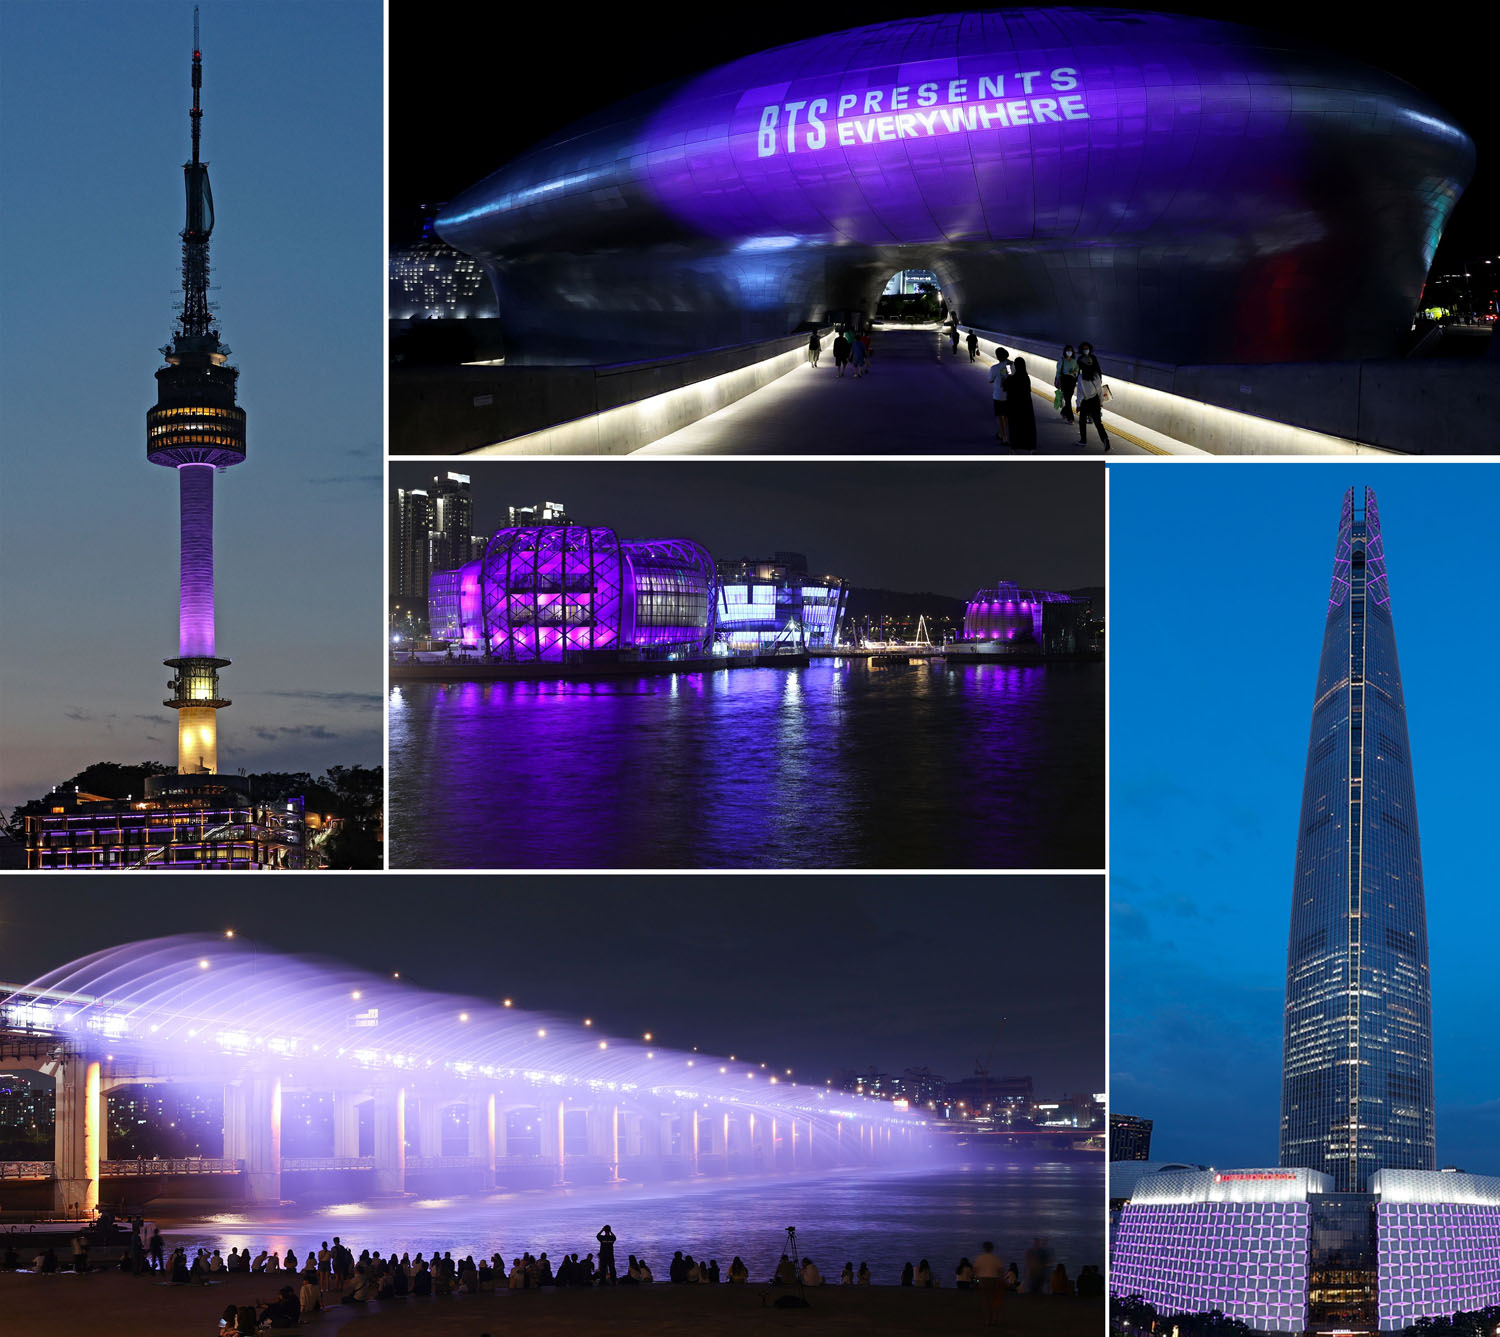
xmin=147 ymin=10 xmax=246 ymax=775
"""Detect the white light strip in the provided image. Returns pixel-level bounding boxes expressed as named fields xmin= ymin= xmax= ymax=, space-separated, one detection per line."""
xmin=470 ymin=340 xmax=816 ymax=456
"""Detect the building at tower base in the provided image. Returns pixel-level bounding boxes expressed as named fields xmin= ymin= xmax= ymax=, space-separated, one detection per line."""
xmin=1110 ymin=1166 xmax=1500 ymax=1334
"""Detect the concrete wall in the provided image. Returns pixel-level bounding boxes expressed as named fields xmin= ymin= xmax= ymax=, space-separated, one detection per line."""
xmin=965 ymin=327 xmax=1500 ymax=455
xmin=392 ymin=330 xmax=824 ymax=456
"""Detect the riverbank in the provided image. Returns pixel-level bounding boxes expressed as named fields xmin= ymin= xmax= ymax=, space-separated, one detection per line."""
xmin=0 ymin=1271 xmax=1102 ymax=1335
xmin=390 ymin=651 xmax=808 ymax=682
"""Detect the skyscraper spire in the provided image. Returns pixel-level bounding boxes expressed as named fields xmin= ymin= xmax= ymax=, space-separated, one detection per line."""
xmin=1280 ymin=486 xmax=1435 ymax=1192
xmin=147 ymin=8 xmax=247 ymax=776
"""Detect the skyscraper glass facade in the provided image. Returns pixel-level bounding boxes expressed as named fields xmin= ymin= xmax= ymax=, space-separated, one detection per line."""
xmin=1280 ymin=487 xmax=1435 ymax=1193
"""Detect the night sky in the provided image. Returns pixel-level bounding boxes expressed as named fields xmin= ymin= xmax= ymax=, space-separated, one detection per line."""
xmin=0 ymin=2 xmax=384 ymax=812
xmin=388 ymin=2 xmax=1494 ymax=266
xmin=0 ymin=876 xmax=1104 ymax=1100
xmin=390 ymin=461 xmax=1105 ymax=598
xmin=1110 ymin=463 xmax=1500 ymax=1177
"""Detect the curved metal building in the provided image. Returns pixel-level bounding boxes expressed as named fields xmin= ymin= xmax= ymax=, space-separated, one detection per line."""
xmin=964 ymin=581 xmax=1080 ymax=643
xmin=436 ymin=10 xmax=1473 ymax=365
xmin=432 ymin=526 xmax=717 ymax=661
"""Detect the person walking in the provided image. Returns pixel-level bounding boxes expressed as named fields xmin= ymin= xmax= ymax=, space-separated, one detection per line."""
xmin=832 ymin=330 xmax=850 ymax=377
xmin=988 ymin=347 xmax=1013 ymax=444
xmin=949 ymin=319 xmax=961 ymax=355
xmin=974 ymin=1241 xmax=1006 ymax=1328
xmin=849 ymin=334 xmax=868 ymax=378
xmin=1003 ymin=356 xmax=1037 ymax=451
xmin=966 ymin=329 xmax=979 ymax=362
xmin=1075 ymin=343 xmax=1109 ymax=450
xmin=808 ymin=330 xmax=822 ymax=368
xmin=1054 ymin=345 xmax=1078 ymax=423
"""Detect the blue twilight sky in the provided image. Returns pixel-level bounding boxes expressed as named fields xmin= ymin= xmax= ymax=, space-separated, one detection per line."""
xmin=1109 ymin=462 xmax=1499 ymax=1177
xmin=0 ymin=1 xmax=383 ymax=810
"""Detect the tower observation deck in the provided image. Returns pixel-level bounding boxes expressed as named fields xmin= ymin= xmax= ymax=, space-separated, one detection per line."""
xmin=147 ymin=9 xmax=246 ymax=775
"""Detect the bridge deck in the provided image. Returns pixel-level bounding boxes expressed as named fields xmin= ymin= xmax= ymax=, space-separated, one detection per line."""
xmin=638 ymin=330 xmax=1196 ymax=456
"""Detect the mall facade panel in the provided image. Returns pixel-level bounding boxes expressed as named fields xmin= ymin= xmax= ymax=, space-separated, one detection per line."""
xmin=1112 ymin=1166 xmax=1500 ymax=1333
xmin=715 ymin=553 xmax=845 ymax=651
xmin=436 ymin=11 xmax=1472 ymax=365
xmin=962 ymin=581 xmax=1087 ymax=654
xmin=1280 ymin=487 xmax=1435 ymax=1193
xmin=428 ymin=526 xmax=716 ymax=662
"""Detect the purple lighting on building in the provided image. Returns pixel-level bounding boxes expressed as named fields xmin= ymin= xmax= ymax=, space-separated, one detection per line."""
xmin=178 ymin=463 xmax=216 ymax=659
xmin=431 ymin=527 xmax=716 ymax=663
xmin=962 ymin=581 xmax=1076 ymax=643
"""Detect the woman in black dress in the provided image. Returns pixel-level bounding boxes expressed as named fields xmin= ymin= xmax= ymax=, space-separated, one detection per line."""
xmin=1003 ymin=356 xmax=1037 ymax=451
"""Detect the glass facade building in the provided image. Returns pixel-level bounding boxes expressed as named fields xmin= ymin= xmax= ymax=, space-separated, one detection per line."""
xmin=1280 ymin=487 xmax=1435 ymax=1193
xmin=429 ymin=526 xmax=716 ymax=662
xmin=715 ymin=553 xmax=845 ymax=652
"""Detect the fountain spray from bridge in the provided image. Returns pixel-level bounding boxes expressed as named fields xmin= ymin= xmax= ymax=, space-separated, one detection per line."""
xmin=2 ymin=935 xmax=930 ymax=1216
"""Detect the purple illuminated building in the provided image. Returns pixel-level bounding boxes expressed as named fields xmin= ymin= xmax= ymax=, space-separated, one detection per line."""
xmin=962 ymin=581 xmax=1087 ymax=654
xmin=147 ymin=13 xmax=246 ymax=776
xmin=429 ymin=526 xmax=716 ymax=662
xmin=1110 ymin=492 xmax=1500 ymax=1332
xmin=436 ymin=11 xmax=1472 ymax=364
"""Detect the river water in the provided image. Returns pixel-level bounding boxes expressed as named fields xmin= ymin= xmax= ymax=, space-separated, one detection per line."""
xmin=169 ymin=1159 xmax=1103 ymax=1284
xmin=388 ymin=659 xmax=1103 ymax=868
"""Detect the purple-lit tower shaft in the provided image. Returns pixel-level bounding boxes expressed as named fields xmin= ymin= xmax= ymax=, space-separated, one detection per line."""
xmin=147 ymin=11 xmax=246 ymax=774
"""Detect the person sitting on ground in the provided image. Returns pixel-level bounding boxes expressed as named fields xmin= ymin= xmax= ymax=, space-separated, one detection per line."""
xmin=669 ymin=1250 xmax=688 ymax=1284
xmin=1050 ymin=1262 xmax=1072 ymax=1295
xmin=299 ymin=1274 xmax=321 ymax=1319
xmin=260 ymin=1285 xmax=300 ymax=1328
xmin=915 ymin=1259 xmax=935 ymax=1288
xmin=209 ymin=1249 xmax=224 ymax=1274
xmin=858 ymin=1261 xmax=871 ymax=1285
xmin=900 ymin=1260 xmax=914 ymax=1286
xmin=508 ymin=1257 xmax=525 ymax=1290
xmin=638 ymin=1257 xmax=654 ymax=1283
xmin=800 ymin=1257 xmax=823 ymax=1286
xmin=250 ymin=1249 xmax=268 ymax=1274
xmin=685 ymin=1254 xmax=701 ymax=1284
xmin=1004 ymin=1261 xmax=1020 ymax=1290
xmin=266 ymin=1250 xmax=281 ymax=1273
xmin=774 ymin=1253 xmax=797 ymax=1286
xmin=706 ymin=1258 xmax=720 ymax=1284
xmin=955 ymin=1256 xmax=975 ymax=1288
xmin=840 ymin=1261 xmax=854 ymax=1285
xmin=219 ymin=1301 xmax=239 ymax=1329
xmin=234 ymin=1303 xmax=257 ymax=1335
xmin=1076 ymin=1264 xmax=1104 ymax=1297
xmin=411 ymin=1258 xmax=432 ymax=1297
xmin=728 ymin=1256 xmax=748 ymax=1284
xmin=284 ymin=1248 xmax=298 ymax=1275
xmin=170 ymin=1250 xmax=191 ymax=1284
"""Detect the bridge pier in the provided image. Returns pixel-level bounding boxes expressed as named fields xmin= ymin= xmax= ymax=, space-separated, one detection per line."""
xmin=416 ymin=1097 xmax=445 ymax=1159
xmin=223 ymin=1077 xmax=282 ymax=1203
xmin=52 ymin=1057 xmax=101 ymax=1218
xmin=467 ymin=1093 xmax=495 ymax=1185
xmin=373 ymin=1086 xmax=406 ymax=1194
xmin=333 ymin=1091 xmax=362 ymax=1159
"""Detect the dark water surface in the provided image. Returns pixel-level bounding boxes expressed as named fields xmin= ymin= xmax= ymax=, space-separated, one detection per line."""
xmin=389 ymin=660 xmax=1103 ymax=868
xmin=174 ymin=1160 xmax=1103 ymax=1284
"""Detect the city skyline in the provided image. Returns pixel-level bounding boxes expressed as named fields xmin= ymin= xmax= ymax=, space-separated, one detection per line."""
xmin=0 ymin=2 xmax=384 ymax=812
xmin=1110 ymin=465 xmax=1498 ymax=1177
xmin=388 ymin=462 xmax=1105 ymax=600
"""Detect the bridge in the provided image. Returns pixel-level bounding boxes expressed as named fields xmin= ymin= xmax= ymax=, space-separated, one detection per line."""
xmin=0 ymin=937 xmax=927 ymax=1217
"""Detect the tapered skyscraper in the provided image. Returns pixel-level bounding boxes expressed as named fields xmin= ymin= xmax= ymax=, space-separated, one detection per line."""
xmin=147 ymin=10 xmax=246 ymax=774
xmin=1280 ymin=487 xmax=1435 ymax=1192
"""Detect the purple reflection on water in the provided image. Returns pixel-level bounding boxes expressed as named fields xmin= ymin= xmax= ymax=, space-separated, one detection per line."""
xmin=389 ymin=661 xmax=1102 ymax=868
xmin=173 ymin=1161 xmax=1103 ymax=1285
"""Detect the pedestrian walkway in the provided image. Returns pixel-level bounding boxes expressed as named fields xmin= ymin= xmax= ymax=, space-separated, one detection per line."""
xmin=638 ymin=329 xmax=1203 ymax=455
